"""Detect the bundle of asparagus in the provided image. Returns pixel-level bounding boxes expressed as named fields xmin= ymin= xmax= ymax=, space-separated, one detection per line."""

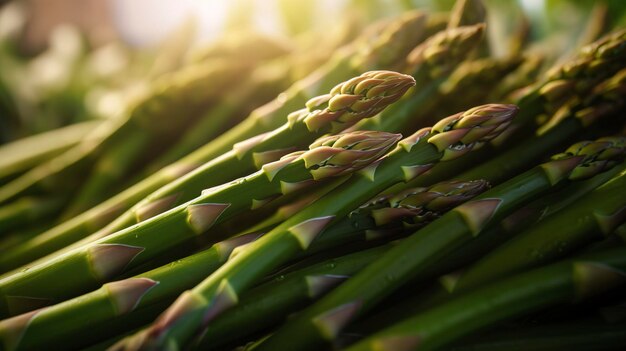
xmin=0 ymin=1 xmax=625 ymax=350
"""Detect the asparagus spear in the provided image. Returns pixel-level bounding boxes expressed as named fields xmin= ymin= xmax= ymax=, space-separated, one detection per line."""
xmin=177 ymin=10 xmax=429 ymax=167
xmin=0 ymin=71 xmax=415 ymax=273
xmin=306 ymin=179 xmax=490 ymax=257
xmin=346 ymin=247 xmax=626 ymax=351
xmin=0 ymin=12 xmax=431 ymax=269
xmin=0 ymin=233 xmax=259 ymax=351
xmin=254 ymin=134 xmax=625 ymax=351
xmin=139 ymin=61 xmax=292 ymax=176
xmin=494 ymin=28 xmax=626 ymax=147
xmin=457 ymin=65 xmax=626 ymax=185
xmin=0 ymin=120 xmax=101 ymax=184
xmin=0 ymin=129 xmax=400 ymax=317
xmin=446 ymin=320 xmax=626 ymax=351
xmin=0 ymin=178 xmax=488 ymax=351
xmin=0 ymin=196 xmax=66 ymax=235
xmin=385 ymin=55 xmax=626 ymax=197
xmin=115 ymin=104 xmax=517 ymax=350
xmin=0 ymin=59 xmax=249 ymax=207
xmin=450 ymin=162 xmax=626 ymax=293
xmin=355 ymin=24 xmax=486 ymax=133
xmin=193 ymin=245 xmax=390 ymax=350
xmin=447 ymin=0 xmax=486 ymax=29
xmin=61 ymin=59 xmax=256 ymax=217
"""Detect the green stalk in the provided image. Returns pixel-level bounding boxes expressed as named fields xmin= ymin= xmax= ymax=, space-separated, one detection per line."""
xmin=447 ymin=0 xmax=486 ymax=29
xmin=0 ymin=197 xmax=66 ymax=235
xmin=174 ymin=10 xmax=430 ymax=167
xmin=390 ymin=60 xmax=626 ymax=195
xmin=2 ymin=11 xmax=429 ymax=267
xmin=190 ymin=245 xmax=391 ymax=350
xmin=501 ymin=28 xmax=626 ymax=144
xmin=140 ymin=62 xmax=292 ymax=176
xmin=0 ymin=120 xmax=101 ymax=184
xmin=352 ymin=164 xmax=626 ymax=334
xmin=446 ymin=320 xmax=626 ymax=351
xmin=0 ymin=58 xmax=252 ymax=208
xmin=0 ymin=178 xmax=488 ymax=351
xmin=305 ymin=179 xmax=490 ymax=258
xmin=451 ymin=164 xmax=626 ymax=293
xmin=61 ymin=59 xmax=254 ymax=217
xmin=254 ymin=135 xmax=625 ymax=351
xmin=346 ymin=247 xmax=626 ymax=351
xmin=0 ymin=234 xmax=258 ymax=351
xmin=0 ymin=117 xmax=124 ymax=205
xmin=0 ymin=129 xmax=400 ymax=317
xmin=0 ymin=71 xmax=415 ymax=274
xmin=355 ymin=24 xmax=486 ymax=133
xmin=115 ymin=104 xmax=518 ymax=350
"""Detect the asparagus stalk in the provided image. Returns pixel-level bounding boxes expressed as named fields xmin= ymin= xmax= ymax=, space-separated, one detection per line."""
xmin=0 ymin=129 xmax=400 ymax=317
xmin=386 ymin=58 xmax=626 ymax=197
xmin=61 ymin=59 xmax=255 ymax=217
xmin=306 ymin=179 xmax=490 ymax=257
xmin=346 ymin=247 xmax=626 ymax=351
xmin=447 ymin=0 xmax=486 ymax=29
xmin=255 ymin=133 xmax=625 ymax=351
xmin=0 ymin=178 xmax=488 ymax=351
xmin=192 ymin=245 xmax=390 ymax=350
xmin=0 ymin=120 xmax=101 ymax=184
xmin=387 ymin=31 xmax=625 ymax=194
xmin=446 ymin=320 xmax=626 ymax=351
xmin=457 ymin=65 xmax=626 ymax=185
xmin=139 ymin=62 xmax=292 ymax=175
xmin=355 ymin=24 xmax=486 ymax=133
xmin=0 ymin=71 xmax=415 ymax=273
xmin=0 ymin=233 xmax=259 ymax=351
xmin=0 ymin=196 xmax=66 ymax=235
xmin=507 ymin=28 xmax=626 ymax=140
xmin=0 ymin=59 xmax=249 ymax=207
xmin=115 ymin=104 xmax=517 ymax=350
xmin=450 ymin=162 xmax=626 ymax=293
xmin=176 ymin=10 xmax=429 ymax=167
xmin=0 ymin=13 xmax=430 ymax=263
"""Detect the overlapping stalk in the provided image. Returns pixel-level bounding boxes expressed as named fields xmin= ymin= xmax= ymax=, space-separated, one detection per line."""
xmin=0 ymin=178 xmax=488 ymax=351
xmin=502 ymin=28 xmax=626 ymax=143
xmin=0 ymin=11 xmax=432 ymax=271
xmin=306 ymin=179 xmax=490 ymax=255
xmin=451 ymin=163 xmax=626 ymax=293
xmin=0 ymin=120 xmax=102 ymax=185
xmin=0 ymin=197 xmax=66 ymax=234
xmin=347 ymin=247 xmax=626 ymax=351
xmin=0 ymin=71 xmax=415 ymax=273
xmin=254 ymin=134 xmax=625 ymax=351
xmin=390 ymin=56 xmax=626 ymax=196
xmin=0 ymin=60 xmax=249 ymax=207
xmin=0 ymin=233 xmax=259 ymax=351
xmin=114 ymin=103 xmax=517 ymax=350
xmin=139 ymin=62 xmax=292 ymax=175
xmin=178 ymin=10 xmax=430 ymax=165
xmin=355 ymin=24 xmax=486 ymax=133
xmin=0 ymin=129 xmax=400 ymax=317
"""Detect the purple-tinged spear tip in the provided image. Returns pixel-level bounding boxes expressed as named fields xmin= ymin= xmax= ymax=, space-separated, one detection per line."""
xmin=371 ymin=179 xmax=490 ymax=226
xmin=302 ymin=131 xmax=402 ymax=179
xmin=427 ymin=104 xmax=518 ymax=160
xmin=549 ymin=136 xmax=626 ymax=181
xmin=290 ymin=71 xmax=415 ymax=133
xmin=406 ymin=23 xmax=485 ymax=75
